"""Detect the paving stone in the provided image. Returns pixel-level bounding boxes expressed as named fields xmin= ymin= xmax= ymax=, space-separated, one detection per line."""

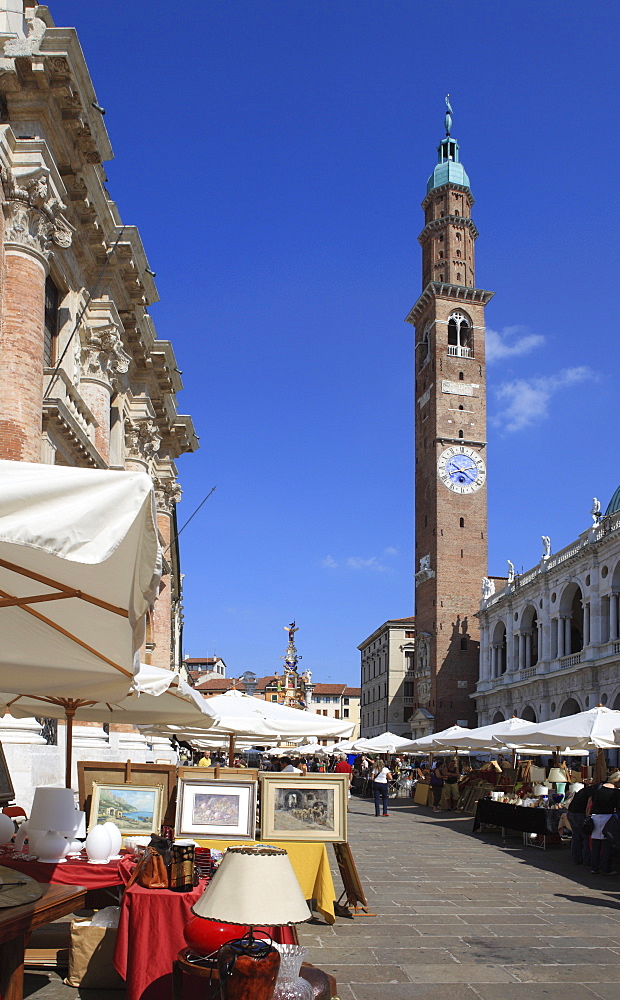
xmin=349 ymin=987 xmax=480 ymax=1000
xmin=315 ymin=963 xmax=411 ymax=983
xmin=509 ymin=966 xmax=620 ymax=983
xmin=400 ymin=964 xmax=517 ymax=983
xmin=472 ymin=985 xmax=604 ymax=1000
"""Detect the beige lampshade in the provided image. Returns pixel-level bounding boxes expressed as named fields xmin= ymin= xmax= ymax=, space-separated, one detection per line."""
xmin=547 ymin=768 xmax=567 ymax=783
xmin=192 ymin=846 xmax=311 ymax=926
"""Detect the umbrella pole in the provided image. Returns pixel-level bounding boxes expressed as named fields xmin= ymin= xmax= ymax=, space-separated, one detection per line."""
xmin=65 ymin=703 xmax=76 ymax=789
xmin=228 ymin=733 xmax=235 ymax=767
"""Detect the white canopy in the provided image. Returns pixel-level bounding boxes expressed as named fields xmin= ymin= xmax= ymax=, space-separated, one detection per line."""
xmin=0 ymin=460 xmax=160 ymax=702
xmin=2 ymin=664 xmax=212 ymax=729
xmin=146 ymin=690 xmax=355 ymax=761
xmin=496 ymin=707 xmax=620 ymax=750
xmin=435 ymin=716 xmax=534 ymax=750
xmin=0 ymin=460 xmax=161 ymax=784
xmin=264 ymin=742 xmax=328 ymax=757
xmin=353 ymin=732 xmax=414 ymax=754
xmin=397 ymin=725 xmax=472 ymax=752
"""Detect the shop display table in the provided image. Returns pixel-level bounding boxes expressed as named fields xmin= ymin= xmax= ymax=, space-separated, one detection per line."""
xmin=0 ymin=883 xmax=86 ymax=1000
xmin=196 ymin=839 xmax=337 ymax=925
xmin=473 ymin=799 xmax=562 ymax=843
xmin=0 ymin=848 xmax=125 ymax=891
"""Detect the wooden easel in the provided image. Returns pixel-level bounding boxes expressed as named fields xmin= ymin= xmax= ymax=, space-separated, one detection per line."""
xmin=332 ymin=842 xmax=376 ymax=917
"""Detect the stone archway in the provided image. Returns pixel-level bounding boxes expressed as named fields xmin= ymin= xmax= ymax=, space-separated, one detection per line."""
xmin=559 ymin=697 xmax=581 ymax=717
xmin=492 ymin=710 xmax=505 ymax=724
xmin=521 ymin=705 xmax=537 ymax=722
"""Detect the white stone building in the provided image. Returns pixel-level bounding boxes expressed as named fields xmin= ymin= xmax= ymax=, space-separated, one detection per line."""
xmin=359 ymin=617 xmax=415 ymax=738
xmin=474 ymin=492 xmax=620 ymax=724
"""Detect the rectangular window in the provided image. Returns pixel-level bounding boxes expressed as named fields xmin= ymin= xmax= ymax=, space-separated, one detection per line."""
xmin=405 ymin=631 xmax=414 ymax=638
xmin=404 ymin=682 xmax=414 ymax=697
xmin=343 ymin=708 xmax=349 ymax=718
xmin=343 ymin=697 xmax=349 ymax=705
xmin=270 ymin=694 xmax=277 ymax=702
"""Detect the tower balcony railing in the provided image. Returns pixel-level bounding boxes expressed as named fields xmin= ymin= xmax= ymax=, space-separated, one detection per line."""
xmin=447 ymin=345 xmax=473 ymax=359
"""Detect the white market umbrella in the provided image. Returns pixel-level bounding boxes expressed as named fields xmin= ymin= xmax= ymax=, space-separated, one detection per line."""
xmin=3 ymin=663 xmax=213 ymax=730
xmin=264 ymin=742 xmax=328 ymax=757
xmin=435 ymin=716 xmax=534 ymax=750
xmin=0 ymin=460 xmax=161 ymax=785
xmin=397 ymin=725 xmax=472 ymax=752
xmin=496 ymin=707 xmax=620 ymax=751
xmin=148 ymin=690 xmax=355 ymax=764
xmin=353 ymin=732 xmax=415 ymax=754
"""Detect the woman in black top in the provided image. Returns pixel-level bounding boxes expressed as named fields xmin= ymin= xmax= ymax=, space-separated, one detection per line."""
xmin=589 ymin=771 xmax=620 ymax=874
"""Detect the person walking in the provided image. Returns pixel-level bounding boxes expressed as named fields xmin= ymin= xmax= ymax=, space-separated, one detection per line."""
xmin=566 ymin=780 xmax=593 ymax=866
xmin=372 ymin=758 xmax=392 ymax=817
xmin=441 ymin=758 xmax=461 ymax=811
xmin=589 ymin=771 xmax=620 ymax=874
xmin=429 ymin=758 xmax=444 ymax=813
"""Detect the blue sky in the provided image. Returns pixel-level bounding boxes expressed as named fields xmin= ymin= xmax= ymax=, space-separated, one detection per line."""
xmin=53 ymin=1 xmax=620 ymax=687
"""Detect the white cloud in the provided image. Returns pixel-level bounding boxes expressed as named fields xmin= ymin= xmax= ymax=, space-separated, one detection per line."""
xmin=492 ymin=366 xmax=594 ymax=432
xmin=321 ymin=555 xmax=338 ymax=569
xmin=346 ymin=556 xmax=388 ymax=572
xmin=486 ymin=324 xmax=544 ymax=363
xmin=383 ymin=546 xmax=398 ymax=556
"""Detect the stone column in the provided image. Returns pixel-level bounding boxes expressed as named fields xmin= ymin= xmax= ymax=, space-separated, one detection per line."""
xmin=80 ymin=322 xmax=131 ymax=463
xmin=611 ymin=593 xmax=618 ymax=642
xmin=583 ymin=601 xmax=590 ymax=646
xmin=0 ymin=170 xmax=71 ymax=461
xmin=149 ymin=479 xmax=182 ymax=671
xmin=564 ymin=615 xmax=572 ymax=655
xmin=518 ymin=633 xmax=526 ymax=671
xmin=556 ymin=618 xmax=564 ymax=659
xmin=525 ymin=631 xmax=532 ymax=670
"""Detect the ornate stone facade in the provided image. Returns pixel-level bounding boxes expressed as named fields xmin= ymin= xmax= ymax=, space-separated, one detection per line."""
xmin=475 ymin=500 xmax=620 ymax=725
xmin=0 ymin=3 xmax=197 ymax=796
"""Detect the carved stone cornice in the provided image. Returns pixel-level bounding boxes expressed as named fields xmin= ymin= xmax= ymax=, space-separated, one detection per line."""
xmin=81 ymin=325 xmax=131 ymax=391
xmin=3 ymin=167 xmax=73 ymax=263
xmin=153 ymin=478 xmax=182 ymax=515
xmin=125 ymin=417 xmax=161 ymax=464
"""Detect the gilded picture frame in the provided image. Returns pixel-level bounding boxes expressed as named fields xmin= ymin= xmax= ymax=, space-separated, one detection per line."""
xmin=259 ymin=773 xmax=348 ymax=843
xmin=88 ymin=781 xmax=164 ymax=836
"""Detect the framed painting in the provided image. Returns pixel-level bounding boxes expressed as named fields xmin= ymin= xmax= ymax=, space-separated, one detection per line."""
xmin=88 ymin=781 xmax=164 ymax=836
xmin=176 ymin=778 xmax=258 ymax=840
xmin=259 ymin=774 xmax=348 ymax=843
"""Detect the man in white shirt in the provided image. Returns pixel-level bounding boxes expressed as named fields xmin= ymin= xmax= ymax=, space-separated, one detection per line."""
xmin=280 ymin=756 xmax=302 ymax=774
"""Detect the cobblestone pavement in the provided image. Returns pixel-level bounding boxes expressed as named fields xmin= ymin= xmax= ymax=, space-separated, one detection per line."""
xmin=296 ymin=794 xmax=620 ymax=1000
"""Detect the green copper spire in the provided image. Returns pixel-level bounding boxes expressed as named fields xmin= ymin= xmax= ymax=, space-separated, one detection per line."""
xmin=427 ymin=95 xmax=470 ymax=195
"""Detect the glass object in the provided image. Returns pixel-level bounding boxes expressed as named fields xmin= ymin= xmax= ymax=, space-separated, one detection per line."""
xmin=273 ymin=944 xmax=313 ymax=1000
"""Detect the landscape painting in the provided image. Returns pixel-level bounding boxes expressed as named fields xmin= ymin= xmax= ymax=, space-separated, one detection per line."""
xmin=176 ymin=779 xmax=257 ymax=839
xmin=89 ymin=782 xmax=164 ymax=835
xmin=260 ymin=775 xmax=348 ymax=843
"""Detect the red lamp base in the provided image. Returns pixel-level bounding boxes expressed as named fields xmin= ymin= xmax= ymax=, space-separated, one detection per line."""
xmin=184 ymin=916 xmax=250 ymax=956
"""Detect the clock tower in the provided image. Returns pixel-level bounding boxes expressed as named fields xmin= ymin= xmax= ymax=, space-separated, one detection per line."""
xmin=406 ymin=98 xmax=493 ymax=734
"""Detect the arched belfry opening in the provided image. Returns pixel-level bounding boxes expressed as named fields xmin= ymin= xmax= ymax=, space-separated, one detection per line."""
xmin=447 ymin=311 xmax=472 ymax=358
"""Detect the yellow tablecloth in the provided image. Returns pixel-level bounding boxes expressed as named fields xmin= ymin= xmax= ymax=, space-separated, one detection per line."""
xmin=196 ymin=838 xmax=336 ymax=924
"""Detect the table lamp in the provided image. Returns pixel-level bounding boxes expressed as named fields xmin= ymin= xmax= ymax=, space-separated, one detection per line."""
xmin=29 ymin=787 xmax=76 ymax=863
xmin=191 ymin=845 xmax=311 ymax=1000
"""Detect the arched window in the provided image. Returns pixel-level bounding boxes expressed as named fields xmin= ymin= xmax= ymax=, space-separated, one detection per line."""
xmin=447 ymin=311 xmax=473 ymax=358
xmin=492 ymin=711 xmax=505 ymax=724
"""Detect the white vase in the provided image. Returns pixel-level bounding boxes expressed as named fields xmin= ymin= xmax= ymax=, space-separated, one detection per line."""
xmin=85 ymin=825 xmax=112 ymax=864
xmin=0 ymin=812 xmax=15 ymax=845
xmin=103 ymin=822 xmax=122 ymax=859
xmin=37 ymin=831 xmax=70 ymax=864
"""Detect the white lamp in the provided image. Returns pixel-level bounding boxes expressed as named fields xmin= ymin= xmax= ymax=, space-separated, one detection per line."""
xmin=547 ymin=768 xmax=567 ymax=784
xmin=29 ymin=788 xmax=76 ymax=864
xmin=533 ymin=784 xmax=548 ymax=797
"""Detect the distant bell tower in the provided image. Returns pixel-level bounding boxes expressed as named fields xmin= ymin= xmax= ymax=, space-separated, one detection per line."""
xmin=405 ymin=97 xmax=493 ymax=733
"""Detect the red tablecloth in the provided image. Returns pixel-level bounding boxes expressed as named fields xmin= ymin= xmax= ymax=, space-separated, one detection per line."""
xmin=114 ymin=860 xmax=295 ymax=1000
xmin=0 ymin=848 xmax=124 ymax=888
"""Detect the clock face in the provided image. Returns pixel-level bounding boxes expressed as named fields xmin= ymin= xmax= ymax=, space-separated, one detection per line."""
xmin=437 ymin=446 xmax=486 ymax=494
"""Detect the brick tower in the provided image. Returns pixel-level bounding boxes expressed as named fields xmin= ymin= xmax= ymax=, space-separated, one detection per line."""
xmin=405 ymin=98 xmax=493 ymax=734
